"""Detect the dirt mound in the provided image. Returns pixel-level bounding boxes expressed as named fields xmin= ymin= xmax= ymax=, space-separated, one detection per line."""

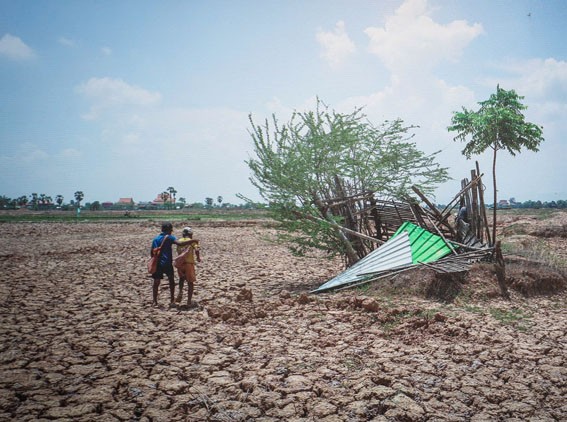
xmin=507 ymin=260 xmax=566 ymax=296
xmin=530 ymin=225 xmax=567 ymax=238
xmin=360 ymin=260 xmax=566 ymax=303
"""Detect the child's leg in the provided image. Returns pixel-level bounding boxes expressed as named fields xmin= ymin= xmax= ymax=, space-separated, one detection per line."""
xmin=176 ymin=276 xmax=185 ymax=303
xmin=167 ymin=273 xmax=176 ymax=304
xmin=187 ymin=281 xmax=194 ymax=306
xmin=152 ymin=278 xmax=160 ymax=306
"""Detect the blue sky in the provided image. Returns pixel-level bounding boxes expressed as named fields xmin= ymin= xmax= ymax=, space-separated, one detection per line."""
xmin=1 ymin=0 xmax=566 ymax=205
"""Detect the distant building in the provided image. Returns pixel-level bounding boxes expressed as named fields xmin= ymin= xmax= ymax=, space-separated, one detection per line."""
xmin=117 ymin=197 xmax=134 ymax=206
xmin=151 ymin=194 xmax=167 ymax=207
xmin=115 ymin=197 xmax=135 ymax=209
xmin=498 ymin=199 xmax=511 ymax=209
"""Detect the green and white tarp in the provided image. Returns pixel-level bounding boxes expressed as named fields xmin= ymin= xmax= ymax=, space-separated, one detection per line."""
xmin=313 ymin=222 xmax=454 ymax=293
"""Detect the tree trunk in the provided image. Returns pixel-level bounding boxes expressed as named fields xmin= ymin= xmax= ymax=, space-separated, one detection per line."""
xmin=313 ymin=197 xmax=359 ymax=266
xmin=494 ymin=241 xmax=510 ymax=300
xmin=492 ymin=148 xmax=498 ymax=247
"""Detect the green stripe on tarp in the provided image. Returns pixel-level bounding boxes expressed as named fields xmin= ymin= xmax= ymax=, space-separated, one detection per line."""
xmin=391 ymin=222 xmax=452 ymax=264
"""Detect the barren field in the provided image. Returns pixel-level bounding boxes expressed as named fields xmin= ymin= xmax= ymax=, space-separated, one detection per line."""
xmin=0 ymin=214 xmax=565 ymax=421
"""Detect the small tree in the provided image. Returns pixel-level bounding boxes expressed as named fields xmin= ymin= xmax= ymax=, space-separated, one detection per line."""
xmin=247 ymin=99 xmax=449 ymax=264
xmin=449 ymin=85 xmax=544 ymax=245
xmin=178 ymin=197 xmax=186 ymax=207
xmin=56 ymin=195 xmax=64 ymax=207
xmin=217 ymin=196 xmax=223 ymax=207
xmin=205 ymin=197 xmax=214 ymax=208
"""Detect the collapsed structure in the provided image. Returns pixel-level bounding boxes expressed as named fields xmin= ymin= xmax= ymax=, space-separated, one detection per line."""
xmin=313 ymin=163 xmax=498 ymax=293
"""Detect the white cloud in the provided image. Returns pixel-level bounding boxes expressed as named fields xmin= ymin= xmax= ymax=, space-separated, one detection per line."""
xmin=0 ymin=33 xmax=36 ymax=60
xmin=364 ymin=0 xmax=482 ymax=75
xmin=76 ymin=77 xmax=162 ymax=120
xmin=58 ymin=37 xmax=76 ymax=47
xmin=486 ymin=58 xmax=567 ymax=101
xmin=101 ymin=46 xmax=112 ymax=56
xmin=77 ymin=77 xmax=161 ymax=106
xmin=316 ymin=21 xmax=356 ymax=67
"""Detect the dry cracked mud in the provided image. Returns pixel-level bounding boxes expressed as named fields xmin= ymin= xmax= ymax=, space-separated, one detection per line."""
xmin=0 ymin=219 xmax=565 ymax=421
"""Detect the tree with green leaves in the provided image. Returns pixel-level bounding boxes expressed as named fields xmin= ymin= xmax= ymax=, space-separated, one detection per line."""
xmin=448 ymin=85 xmax=544 ymax=245
xmin=205 ymin=197 xmax=214 ymax=208
xmin=56 ymin=195 xmax=64 ymax=207
xmin=74 ymin=191 xmax=84 ymax=209
xmin=17 ymin=195 xmax=28 ymax=207
xmin=247 ymin=99 xmax=449 ymax=265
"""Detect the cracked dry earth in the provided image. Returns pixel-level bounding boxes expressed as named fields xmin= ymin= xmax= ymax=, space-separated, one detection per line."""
xmin=0 ymin=220 xmax=565 ymax=421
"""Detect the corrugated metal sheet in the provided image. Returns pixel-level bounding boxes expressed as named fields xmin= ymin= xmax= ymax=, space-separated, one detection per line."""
xmin=313 ymin=222 xmax=454 ymax=293
xmin=391 ymin=222 xmax=453 ymax=264
xmin=312 ymin=231 xmax=413 ymax=293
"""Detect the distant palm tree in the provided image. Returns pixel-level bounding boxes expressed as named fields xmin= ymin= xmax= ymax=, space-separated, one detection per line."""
xmin=30 ymin=193 xmax=38 ymax=210
xmin=167 ymin=187 xmax=177 ymax=208
xmin=74 ymin=191 xmax=84 ymax=208
xmin=18 ymin=196 xmax=28 ymax=207
xmin=160 ymin=192 xmax=170 ymax=209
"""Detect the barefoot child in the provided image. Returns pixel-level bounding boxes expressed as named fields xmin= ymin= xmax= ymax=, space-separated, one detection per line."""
xmin=175 ymin=227 xmax=201 ymax=307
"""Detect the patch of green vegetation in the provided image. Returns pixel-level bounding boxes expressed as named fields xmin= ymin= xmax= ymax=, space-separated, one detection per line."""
xmin=463 ymin=305 xmax=484 ymax=314
xmin=489 ymin=307 xmax=531 ymax=325
xmin=354 ymin=284 xmax=372 ymax=294
xmin=414 ymin=308 xmax=440 ymax=319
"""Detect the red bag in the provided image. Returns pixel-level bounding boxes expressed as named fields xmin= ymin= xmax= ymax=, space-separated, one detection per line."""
xmin=147 ymin=235 xmax=168 ymax=274
xmin=174 ymin=246 xmax=190 ymax=269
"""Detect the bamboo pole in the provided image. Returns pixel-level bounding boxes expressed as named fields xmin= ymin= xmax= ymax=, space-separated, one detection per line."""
xmin=476 ymin=161 xmax=492 ymax=246
xmin=412 ymin=186 xmax=456 ymax=237
xmin=421 ymin=208 xmax=458 ymax=256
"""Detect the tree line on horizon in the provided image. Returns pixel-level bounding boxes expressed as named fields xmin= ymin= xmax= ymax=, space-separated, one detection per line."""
xmin=0 ymin=189 xmax=260 ymax=211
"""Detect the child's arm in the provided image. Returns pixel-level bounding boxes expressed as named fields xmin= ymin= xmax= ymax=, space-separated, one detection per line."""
xmin=174 ymin=238 xmax=198 ymax=246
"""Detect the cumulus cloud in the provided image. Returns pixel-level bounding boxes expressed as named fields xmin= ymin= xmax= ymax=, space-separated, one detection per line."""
xmin=0 ymin=33 xmax=36 ymax=60
xmin=76 ymin=77 xmax=162 ymax=120
xmin=364 ymin=0 xmax=482 ymax=75
xmin=316 ymin=21 xmax=356 ymax=67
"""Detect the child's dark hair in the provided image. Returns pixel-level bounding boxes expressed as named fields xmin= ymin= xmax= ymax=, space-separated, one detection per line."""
xmin=161 ymin=222 xmax=173 ymax=232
